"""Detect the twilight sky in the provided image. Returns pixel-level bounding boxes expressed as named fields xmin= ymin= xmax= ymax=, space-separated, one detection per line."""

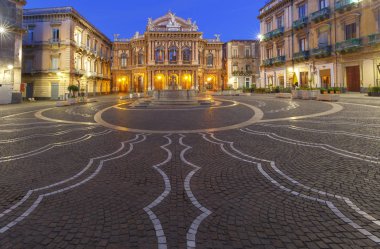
xmin=25 ymin=0 xmax=264 ymax=42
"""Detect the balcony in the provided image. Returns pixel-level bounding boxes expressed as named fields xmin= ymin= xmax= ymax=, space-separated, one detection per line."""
xmin=335 ymin=38 xmax=362 ymax=53
xmin=293 ymin=17 xmax=308 ymax=30
xmin=335 ymin=0 xmax=360 ymax=13
xmin=368 ymin=33 xmax=380 ymax=45
xmin=310 ymin=7 xmax=330 ymax=23
xmin=263 ymin=27 xmax=284 ymax=42
xmin=262 ymin=58 xmax=273 ymax=67
xmin=293 ymin=51 xmax=310 ymax=61
xmin=311 ymin=46 xmax=332 ymax=58
xmin=232 ymin=70 xmax=254 ymax=76
xmin=272 ymin=27 xmax=284 ymax=38
xmin=263 ymin=32 xmax=273 ymax=42
xmin=273 ymin=55 xmax=286 ymax=65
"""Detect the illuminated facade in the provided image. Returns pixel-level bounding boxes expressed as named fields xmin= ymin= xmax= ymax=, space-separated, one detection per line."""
xmin=112 ymin=11 xmax=225 ymax=92
xmin=22 ymin=7 xmax=112 ymax=100
xmin=259 ymin=0 xmax=380 ymax=92
xmin=0 ymin=0 xmax=26 ymax=103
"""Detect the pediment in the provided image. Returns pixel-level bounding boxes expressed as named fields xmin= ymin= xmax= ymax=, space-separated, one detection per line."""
xmin=147 ymin=11 xmax=198 ymax=32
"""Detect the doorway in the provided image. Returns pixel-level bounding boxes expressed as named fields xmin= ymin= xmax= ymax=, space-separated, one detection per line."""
xmin=320 ymin=69 xmax=331 ymax=88
xmin=51 ymin=83 xmax=59 ymax=100
xmin=300 ymin=72 xmax=309 ymax=87
xmin=26 ymin=83 xmax=34 ymax=99
xmin=346 ymin=66 xmax=360 ymax=92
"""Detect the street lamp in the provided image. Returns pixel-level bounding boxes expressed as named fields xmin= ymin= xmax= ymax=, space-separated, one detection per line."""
xmin=0 ymin=26 xmax=6 ymax=34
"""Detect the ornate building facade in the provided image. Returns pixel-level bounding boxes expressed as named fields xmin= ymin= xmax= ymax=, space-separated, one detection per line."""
xmin=259 ymin=0 xmax=380 ymax=92
xmin=22 ymin=7 xmax=112 ymax=100
xmin=112 ymin=11 xmax=224 ymax=93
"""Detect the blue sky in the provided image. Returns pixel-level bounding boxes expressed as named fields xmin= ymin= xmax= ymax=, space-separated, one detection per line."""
xmin=25 ymin=0 xmax=264 ymax=42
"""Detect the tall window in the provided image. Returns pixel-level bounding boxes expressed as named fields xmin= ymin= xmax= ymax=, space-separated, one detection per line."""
xmin=87 ymin=35 xmax=91 ymax=48
xmin=318 ymin=31 xmax=329 ymax=47
xmin=246 ymin=64 xmax=251 ymax=72
xmin=74 ymin=31 xmax=82 ymax=45
xmin=276 ymin=15 xmax=284 ymax=28
xmin=169 ymin=47 xmax=178 ymax=64
xmin=233 ymin=48 xmax=238 ymax=58
xmin=245 ymin=48 xmax=251 ymax=58
xmin=138 ymin=50 xmax=144 ymax=65
xmin=207 ymin=53 xmax=213 ymax=67
xmin=266 ymin=48 xmax=273 ymax=58
xmin=319 ymin=0 xmax=327 ymax=9
xmin=277 ymin=46 xmax=284 ymax=56
xmin=182 ymin=47 xmax=191 ymax=63
xmin=52 ymin=28 xmax=59 ymax=42
xmin=94 ymin=40 xmax=98 ymax=52
xmin=232 ymin=64 xmax=238 ymax=72
xmin=298 ymin=4 xmax=306 ymax=19
xmin=345 ymin=23 xmax=357 ymax=40
xmin=75 ymin=55 xmax=80 ymax=70
xmin=266 ymin=21 xmax=272 ymax=32
xmin=51 ymin=57 xmax=59 ymax=70
xmin=85 ymin=60 xmax=90 ymax=72
xmin=27 ymin=29 xmax=34 ymax=43
xmin=299 ymin=38 xmax=306 ymax=51
xmin=121 ymin=53 xmax=127 ymax=68
xmin=155 ymin=47 xmax=164 ymax=63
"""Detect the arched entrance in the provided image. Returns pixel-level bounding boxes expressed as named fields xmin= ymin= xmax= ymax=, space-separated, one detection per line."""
xmin=205 ymin=75 xmax=216 ymax=91
xmin=117 ymin=77 xmax=129 ymax=92
xmin=154 ymin=74 xmax=165 ymax=90
xmin=181 ymin=74 xmax=192 ymax=90
xmin=138 ymin=76 xmax=144 ymax=92
xmin=168 ymin=74 xmax=179 ymax=90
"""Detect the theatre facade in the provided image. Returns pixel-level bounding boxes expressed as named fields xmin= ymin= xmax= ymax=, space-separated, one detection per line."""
xmin=112 ymin=11 xmax=225 ymax=92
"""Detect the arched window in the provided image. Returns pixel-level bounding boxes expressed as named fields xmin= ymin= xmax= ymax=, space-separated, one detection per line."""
xmin=155 ymin=47 xmax=164 ymax=63
xmin=138 ymin=50 xmax=144 ymax=65
xmin=182 ymin=47 xmax=191 ymax=64
xmin=169 ymin=47 xmax=178 ymax=64
xmin=207 ymin=53 xmax=214 ymax=67
xmin=121 ymin=53 xmax=127 ymax=68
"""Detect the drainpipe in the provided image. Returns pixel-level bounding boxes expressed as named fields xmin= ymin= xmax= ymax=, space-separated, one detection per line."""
xmin=291 ymin=0 xmax=295 ymax=88
xmin=334 ymin=0 xmax=339 ymax=89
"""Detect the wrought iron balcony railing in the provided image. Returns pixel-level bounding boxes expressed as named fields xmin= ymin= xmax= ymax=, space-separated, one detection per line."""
xmin=293 ymin=16 xmax=308 ymax=30
xmin=368 ymin=33 xmax=380 ymax=45
xmin=293 ymin=50 xmax=310 ymax=61
xmin=262 ymin=58 xmax=273 ymax=67
xmin=335 ymin=38 xmax=362 ymax=53
xmin=272 ymin=55 xmax=286 ymax=65
xmin=335 ymin=0 xmax=360 ymax=13
xmin=310 ymin=7 xmax=330 ymax=23
xmin=311 ymin=45 xmax=332 ymax=58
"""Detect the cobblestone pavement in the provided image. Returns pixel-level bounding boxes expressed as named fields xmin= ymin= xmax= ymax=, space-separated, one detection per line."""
xmin=0 ymin=94 xmax=379 ymax=248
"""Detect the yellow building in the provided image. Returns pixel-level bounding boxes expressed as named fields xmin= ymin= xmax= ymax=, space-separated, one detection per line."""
xmin=259 ymin=0 xmax=380 ymax=92
xmin=112 ymin=11 xmax=224 ymax=92
xmin=22 ymin=7 xmax=112 ymax=100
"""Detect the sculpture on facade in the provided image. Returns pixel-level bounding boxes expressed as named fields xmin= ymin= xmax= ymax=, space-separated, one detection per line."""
xmin=191 ymin=21 xmax=198 ymax=31
xmin=147 ymin=18 xmax=154 ymax=31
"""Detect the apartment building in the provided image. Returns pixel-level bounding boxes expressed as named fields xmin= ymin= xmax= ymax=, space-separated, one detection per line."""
xmin=224 ymin=40 xmax=260 ymax=89
xmin=0 ymin=0 xmax=26 ymax=104
xmin=22 ymin=7 xmax=112 ymax=100
xmin=259 ymin=0 xmax=380 ymax=92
